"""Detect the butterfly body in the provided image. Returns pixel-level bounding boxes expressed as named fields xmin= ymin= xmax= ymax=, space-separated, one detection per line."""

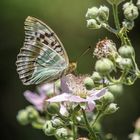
xmin=16 ymin=16 xmax=76 ymax=85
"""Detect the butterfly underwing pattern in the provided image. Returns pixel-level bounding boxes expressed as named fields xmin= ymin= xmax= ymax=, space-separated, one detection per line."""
xmin=16 ymin=16 xmax=74 ymax=85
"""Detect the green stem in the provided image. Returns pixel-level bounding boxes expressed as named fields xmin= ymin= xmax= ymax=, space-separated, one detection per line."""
xmin=72 ymin=115 xmax=77 ymax=140
xmin=82 ymin=109 xmax=97 ymax=140
xmin=101 ymin=23 xmax=117 ymax=35
xmin=92 ymin=111 xmax=102 ymax=127
xmin=112 ymin=4 xmax=120 ymax=31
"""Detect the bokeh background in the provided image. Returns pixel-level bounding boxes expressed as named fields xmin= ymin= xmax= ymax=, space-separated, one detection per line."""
xmin=0 ymin=0 xmax=140 ymax=139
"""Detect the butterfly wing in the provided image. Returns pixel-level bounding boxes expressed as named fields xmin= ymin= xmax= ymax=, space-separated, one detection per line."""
xmin=16 ymin=16 xmax=69 ymax=85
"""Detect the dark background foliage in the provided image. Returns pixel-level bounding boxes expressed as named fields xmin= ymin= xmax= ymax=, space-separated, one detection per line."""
xmin=0 ymin=0 xmax=140 ymax=139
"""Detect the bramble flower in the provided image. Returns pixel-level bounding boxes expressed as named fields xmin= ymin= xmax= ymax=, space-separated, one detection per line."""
xmin=24 ymin=83 xmax=60 ymax=111
xmin=47 ymin=74 xmax=107 ymax=112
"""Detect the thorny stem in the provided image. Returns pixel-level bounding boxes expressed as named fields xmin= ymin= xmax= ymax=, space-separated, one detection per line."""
xmin=82 ymin=109 xmax=97 ymax=140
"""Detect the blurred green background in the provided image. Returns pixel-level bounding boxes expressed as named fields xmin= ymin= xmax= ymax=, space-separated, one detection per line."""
xmin=0 ymin=0 xmax=140 ymax=139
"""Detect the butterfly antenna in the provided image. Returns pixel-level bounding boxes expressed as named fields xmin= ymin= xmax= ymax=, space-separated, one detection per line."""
xmin=76 ymin=46 xmax=92 ymax=63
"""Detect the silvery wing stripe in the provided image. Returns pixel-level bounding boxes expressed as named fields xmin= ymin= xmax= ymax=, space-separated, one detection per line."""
xmin=16 ymin=41 xmax=67 ymax=85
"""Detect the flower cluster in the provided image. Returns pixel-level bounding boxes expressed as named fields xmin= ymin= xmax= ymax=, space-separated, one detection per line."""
xmin=17 ymin=0 xmax=140 ymax=140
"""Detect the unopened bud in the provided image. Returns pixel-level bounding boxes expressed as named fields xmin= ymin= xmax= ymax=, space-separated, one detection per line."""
xmin=84 ymin=77 xmax=94 ymax=90
xmin=43 ymin=120 xmax=56 ymax=136
xmin=91 ymin=72 xmax=102 ymax=82
xmin=123 ymin=2 xmax=139 ymax=21
xmin=104 ymin=103 xmax=119 ymax=114
xmin=55 ymin=128 xmax=69 ymax=138
xmin=95 ymin=58 xmax=114 ymax=75
xmin=47 ymin=103 xmax=60 ymax=114
xmin=98 ymin=6 xmax=109 ymax=22
xmin=87 ymin=19 xmax=101 ymax=29
xmin=108 ymin=84 xmax=123 ymax=97
xmin=51 ymin=117 xmax=64 ymax=128
xmin=118 ymin=45 xmax=135 ymax=58
xmin=17 ymin=109 xmax=29 ymax=125
xmin=26 ymin=106 xmax=39 ymax=121
xmin=100 ymin=91 xmax=114 ymax=104
xmin=116 ymin=57 xmax=133 ymax=69
xmin=85 ymin=7 xmax=99 ymax=19
xmin=122 ymin=20 xmax=134 ymax=30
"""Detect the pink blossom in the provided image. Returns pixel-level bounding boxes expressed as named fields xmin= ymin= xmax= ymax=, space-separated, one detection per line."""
xmin=24 ymin=83 xmax=59 ymax=111
xmin=47 ymin=74 xmax=107 ymax=112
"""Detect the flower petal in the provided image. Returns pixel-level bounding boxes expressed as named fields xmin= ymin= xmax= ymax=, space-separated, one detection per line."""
xmin=86 ymin=100 xmax=95 ymax=112
xmin=47 ymin=93 xmax=87 ymax=103
xmin=60 ymin=104 xmax=69 ymax=117
xmin=61 ymin=76 xmax=71 ymax=93
xmin=24 ymin=90 xmax=46 ymax=111
xmin=38 ymin=83 xmax=55 ymax=95
xmin=89 ymin=88 xmax=107 ymax=100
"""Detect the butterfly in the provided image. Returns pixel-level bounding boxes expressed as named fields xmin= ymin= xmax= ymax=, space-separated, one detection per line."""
xmin=16 ymin=16 xmax=77 ymax=85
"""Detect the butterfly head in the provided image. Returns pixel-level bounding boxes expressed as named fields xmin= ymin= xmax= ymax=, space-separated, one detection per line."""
xmin=66 ymin=62 xmax=77 ymax=74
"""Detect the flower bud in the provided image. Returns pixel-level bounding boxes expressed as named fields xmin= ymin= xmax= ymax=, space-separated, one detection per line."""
xmin=55 ymin=80 xmax=61 ymax=90
xmin=55 ymin=128 xmax=69 ymax=138
xmin=85 ymin=7 xmax=99 ymax=19
xmin=108 ymin=84 xmax=123 ymax=97
xmin=100 ymin=91 xmax=114 ymax=104
xmin=16 ymin=109 xmax=29 ymax=125
xmin=87 ymin=19 xmax=101 ymax=29
xmin=137 ymin=0 xmax=140 ymax=9
xmin=98 ymin=6 xmax=109 ymax=22
xmin=116 ymin=57 xmax=132 ymax=69
xmin=47 ymin=103 xmax=60 ymax=114
xmin=104 ymin=103 xmax=119 ymax=114
xmin=51 ymin=117 xmax=64 ymax=128
xmin=26 ymin=106 xmax=39 ymax=121
xmin=91 ymin=72 xmax=102 ymax=82
xmin=135 ymin=118 xmax=140 ymax=133
xmin=95 ymin=58 xmax=114 ymax=75
xmin=122 ymin=20 xmax=134 ymax=30
xmin=77 ymin=138 xmax=89 ymax=140
xmin=84 ymin=77 xmax=94 ymax=90
xmin=118 ymin=45 xmax=135 ymax=58
xmin=43 ymin=120 xmax=56 ymax=136
xmin=107 ymin=0 xmax=124 ymax=5
xmin=123 ymin=2 xmax=139 ymax=21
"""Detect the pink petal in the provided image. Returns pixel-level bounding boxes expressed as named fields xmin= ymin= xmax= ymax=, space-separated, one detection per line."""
xmin=89 ymin=88 xmax=107 ymax=100
xmin=38 ymin=83 xmax=56 ymax=95
xmin=60 ymin=104 xmax=69 ymax=116
xmin=24 ymin=90 xmax=46 ymax=111
xmin=95 ymin=88 xmax=107 ymax=97
xmin=86 ymin=101 xmax=95 ymax=112
xmin=47 ymin=93 xmax=87 ymax=103
xmin=61 ymin=76 xmax=71 ymax=93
